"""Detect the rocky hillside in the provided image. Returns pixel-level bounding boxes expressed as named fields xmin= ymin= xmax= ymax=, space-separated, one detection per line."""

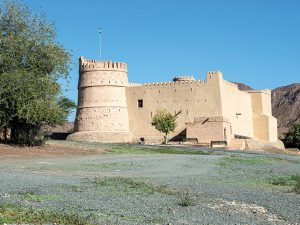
xmin=233 ymin=82 xmax=253 ymax=91
xmin=272 ymin=83 xmax=300 ymax=137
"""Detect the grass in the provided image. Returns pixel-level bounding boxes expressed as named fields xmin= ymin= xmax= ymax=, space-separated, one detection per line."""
xmin=269 ymin=175 xmax=300 ymax=194
xmin=88 ymin=176 xmax=178 ymax=196
xmin=49 ymin=140 xmax=213 ymax=155
xmin=107 ymin=144 xmax=211 ymax=155
xmin=18 ymin=191 xmax=59 ymax=202
xmin=0 ymin=204 xmax=92 ymax=225
xmin=82 ymin=162 xmax=137 ymax=170
xmin=177 ymin=192 xmax=195 ymax=207
xmin=217 ymin=155 xmax=271 ymax=167
xmin=217 ymin=156 xmax=300 ymax=194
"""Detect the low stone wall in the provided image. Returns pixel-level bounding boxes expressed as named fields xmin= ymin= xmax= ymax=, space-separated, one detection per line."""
xmin=245 ymin=139 xmax=285 ymax=151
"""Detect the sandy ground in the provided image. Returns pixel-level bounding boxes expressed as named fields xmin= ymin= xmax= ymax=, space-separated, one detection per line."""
xmin=0 ymin=141 xmax=105 ymax=157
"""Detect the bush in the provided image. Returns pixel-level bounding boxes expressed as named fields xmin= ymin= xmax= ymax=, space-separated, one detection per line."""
xmin=177 ymin=192 xmax=195 ymax=207
xmin=283 ymin=123 xmax=300 ymax=149
xmin=10 ymin=123 xmax=45 ymax=146
xmin=270 ymin=175 xmax=300 ymax=194
xmin=293 ymin=176 xmax=300 ymax=194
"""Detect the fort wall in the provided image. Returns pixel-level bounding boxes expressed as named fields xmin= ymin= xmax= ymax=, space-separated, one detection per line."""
xmin=69 ymin=56 xmax=279 ymax=146
xmin=126 ymin=72 xmax=224 ymax=142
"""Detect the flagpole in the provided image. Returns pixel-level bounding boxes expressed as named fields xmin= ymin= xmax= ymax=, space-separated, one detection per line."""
xmin=99 ymin=28 xmax=102 ymax=60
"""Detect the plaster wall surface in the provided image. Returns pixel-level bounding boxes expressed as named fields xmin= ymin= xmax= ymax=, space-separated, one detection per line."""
xmin=126 ymin=73 xmax=223 ymax=142
xmin=219 ymin=78 xmax=254 ymax=139
xmin=68 ymin=57 xmax=132 ymax=142
xmin=186 ymin=117 xmax=230 ymax=143
xmin=248 ymin=90 xmax=278 ymax=142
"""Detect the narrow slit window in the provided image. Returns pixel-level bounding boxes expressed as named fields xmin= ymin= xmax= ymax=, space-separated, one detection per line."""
xmin=138 ymin=99 xmax=143 ymax=108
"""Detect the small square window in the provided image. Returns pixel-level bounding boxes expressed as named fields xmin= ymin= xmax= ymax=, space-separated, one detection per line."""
xmin=138 ymin=99 xmax=143 ymax=108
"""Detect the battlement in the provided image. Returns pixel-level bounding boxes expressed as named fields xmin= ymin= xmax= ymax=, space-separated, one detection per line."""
xmin=128 ymin=80 xmax=206 ymax=87
xmin=207 ymin=71 xmax=222 ymax=76
xmin=206 ymin=71 xmax=223 ymax=81
xmin=79 ymin=56 xmax=127 ymax=72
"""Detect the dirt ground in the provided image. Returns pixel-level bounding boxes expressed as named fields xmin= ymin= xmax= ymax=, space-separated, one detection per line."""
xmin=0 ymin=141 xmax=299 ymax=224
xmin=0 ymin=140 xmax=298 ymax=158
xmin=0 ymin=141 xmax=105 ymax=158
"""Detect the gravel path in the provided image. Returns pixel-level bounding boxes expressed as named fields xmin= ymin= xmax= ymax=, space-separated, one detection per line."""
xmin=0 ymin=144 xmax=299 ymax=225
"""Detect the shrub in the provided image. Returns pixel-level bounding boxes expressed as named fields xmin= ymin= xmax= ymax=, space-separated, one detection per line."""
xmin=283 ymin=123 xmax=300 ymax=149
xmin=177 ymin=192 xmax=195 ymax=207
xmin=270 ymin=175 xmax=300 ymax=194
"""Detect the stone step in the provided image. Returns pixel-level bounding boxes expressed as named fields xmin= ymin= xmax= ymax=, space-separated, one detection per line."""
xmin=227 ymin=139 xmax=246 ymax=150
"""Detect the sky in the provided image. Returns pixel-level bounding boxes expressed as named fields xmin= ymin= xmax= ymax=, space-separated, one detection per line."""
xmin=21 ymin=0 xmax=300 ymax=121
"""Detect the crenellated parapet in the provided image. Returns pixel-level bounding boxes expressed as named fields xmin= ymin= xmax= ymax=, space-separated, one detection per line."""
xmin=78 ymin=56 xmax=129 ymax=88
xmin=206 ymin=71 xmax=223 ymax=83
xmin=79 ymin=56 xmax=127 ymax=73
xmin=128 ymin=79 xmax=208 ymax=88
xmin=207 ymin=71 xmax=222 ymax=76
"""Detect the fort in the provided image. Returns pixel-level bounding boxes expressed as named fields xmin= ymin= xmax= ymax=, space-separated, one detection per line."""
xmin=68 ymin=57 xmax=284 ymax=150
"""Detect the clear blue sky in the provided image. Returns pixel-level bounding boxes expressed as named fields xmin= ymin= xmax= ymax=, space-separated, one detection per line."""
xmin=23 ymin=0 xmax=300 ymax=121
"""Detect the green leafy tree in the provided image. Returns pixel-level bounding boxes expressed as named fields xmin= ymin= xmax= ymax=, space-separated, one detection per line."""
xmin=152 ymin=109 xmax=177 ymax=144
xmin=0 ymin=1 xmax=74 ymax=145
xmin=284 ymin=123 xmax=300 ymax=149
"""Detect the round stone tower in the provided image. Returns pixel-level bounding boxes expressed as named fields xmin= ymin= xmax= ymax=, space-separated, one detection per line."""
xmin=68 ymin=56 xmax=132 ymax=143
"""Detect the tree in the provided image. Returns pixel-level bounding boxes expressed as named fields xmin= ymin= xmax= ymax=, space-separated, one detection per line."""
xmin=152 ymin=109 xmax=177 ymax=144
xmin=283 ymin=123 xmax=300 ymax=149
xmin=0 ymin=1 xmax=74 ymax=145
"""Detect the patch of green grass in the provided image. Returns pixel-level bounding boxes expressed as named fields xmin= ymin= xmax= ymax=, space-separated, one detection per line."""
xmin=294 ymin=177 xmax=300 ymax=194
xmin=108 ymin=145 xmax=211 ymax=155
xmin=88 ymin=177 xmax=178 ymax=196
xmin=18 ymin=191 xmax=59 ymax=202
xmin=58 ymin=184 xmax=85 ymax=193
xmin=239 ymin=179 xmax=272 ymax=187
xmin=177 ymin=192 xmax=195 ymax=207
xmin=218 ymin=155 xmax=270 ymax=167
xmin=0 ymin=204 xmax=92 ymax=225
xmin=49 ymin=140 xmax=213 ymax=155
xmin=82 ymin=162 xmax=136 ymax=170
xmin=270 ymin=175 xmax=300 ymax=194
xmin=270 ymin=157 xmax=300 ymax=164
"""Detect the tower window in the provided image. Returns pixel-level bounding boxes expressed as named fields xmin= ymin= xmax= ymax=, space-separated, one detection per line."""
xmin=138 ymin=99 xmax=143 ymax=108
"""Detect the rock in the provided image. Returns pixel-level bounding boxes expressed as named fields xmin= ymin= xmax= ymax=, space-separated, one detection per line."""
xmin=272 ymin=83 xmax=300 ymax=137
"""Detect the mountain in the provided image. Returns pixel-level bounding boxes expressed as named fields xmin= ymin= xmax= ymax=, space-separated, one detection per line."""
xmin=233 ymin=82 xmax=253 ymax=91
xmin=234 ymin=82 xmax=300 ymax=138
xmin=272 ymin=83 xmax=300 ymax=137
